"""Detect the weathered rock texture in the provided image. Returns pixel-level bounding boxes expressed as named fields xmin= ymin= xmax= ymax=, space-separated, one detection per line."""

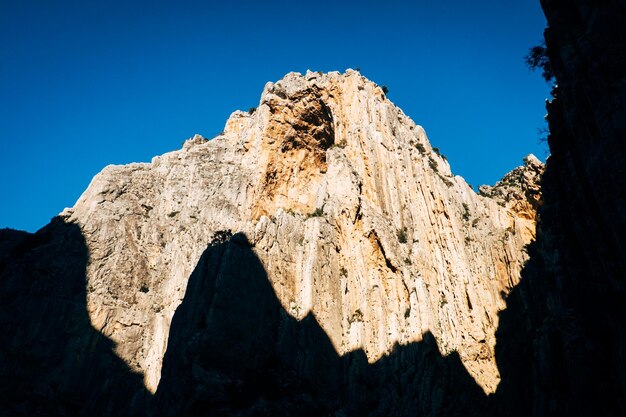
xmin=60 ymin=71 xmax=540 ymax=397
xmin=0 ymin=71 xmax=544 ymax=416
xmin=478 ymin=154 xmax=543 ymax=221
xmin=3 ymin=0 xmax=626 ymax=413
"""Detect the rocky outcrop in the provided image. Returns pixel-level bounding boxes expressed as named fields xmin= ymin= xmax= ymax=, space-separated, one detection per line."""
xmin=60 ymin=71 xmax=541 ymax=396
xmin=3 ymin=0 xmax=625 ymax=413
xmin=478 ymin=154 xmax=544 ymax=220
xmin=1 ymin=71 xmax=544 ymax=415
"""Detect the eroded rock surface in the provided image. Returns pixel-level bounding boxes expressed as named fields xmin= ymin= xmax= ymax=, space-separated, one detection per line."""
xmin=50 ymin=70 xmax=543 ymax=396
xmin=478 ymin=154 xmax=543 ymax=220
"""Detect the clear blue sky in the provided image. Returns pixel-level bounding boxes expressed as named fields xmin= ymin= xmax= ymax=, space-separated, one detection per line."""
xmin=1 ymin=0 xmax=550 ymax=232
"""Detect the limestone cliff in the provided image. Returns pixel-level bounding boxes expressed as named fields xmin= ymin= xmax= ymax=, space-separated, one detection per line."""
xmin=1 ymin=71 xmax=544 ymax=416
xmin=2 ymin=0 xmax=625 ymax=412
xmin=67 ymin=71 xmax=541 ymax=394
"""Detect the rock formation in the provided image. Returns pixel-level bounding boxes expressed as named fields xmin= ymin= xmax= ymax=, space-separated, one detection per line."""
xmin=4 ymin=0 xmax=626 ymax=413
xmin=0 ymin=70 xmax=544 ymax=415
xmin=73 ymin=71 xmax=545 ymax=393
xmin=490 ymin=1 xmax=626 ymax=416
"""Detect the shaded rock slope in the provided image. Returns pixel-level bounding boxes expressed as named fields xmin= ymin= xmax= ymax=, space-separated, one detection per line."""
xmin=0 ymin=71 xmax=544 ymax=416
xmin=490 ymin=1 xmax=626 ymax=416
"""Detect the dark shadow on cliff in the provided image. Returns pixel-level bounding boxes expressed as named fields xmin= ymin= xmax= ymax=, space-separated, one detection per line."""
xmin=0 ymin=223 xmax=489 ymax=417
xmin=152 ymin=233 xmax=488 ymax=417
xmin=0 ymin=219 xmax=149 ymax=417
xmin=491 ymin=147 xmax=626 ymax=417
xmin=490 ymin=2 xmax=626 ymax=415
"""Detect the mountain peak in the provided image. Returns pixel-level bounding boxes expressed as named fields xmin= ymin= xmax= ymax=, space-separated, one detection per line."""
xmin=3 ymin=71 xmax=544 ymax=410
xmin=53 ymin=72 xmax=543 ymax=395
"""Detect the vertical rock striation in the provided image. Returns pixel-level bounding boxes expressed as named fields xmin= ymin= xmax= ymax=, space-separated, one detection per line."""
xmin=63 ymin=71 xmax=541 ymax=394
xmin=2 ymin=0 xmax=625 ymax=412
xmin=1 ymin=70 xmax=545 ymax=415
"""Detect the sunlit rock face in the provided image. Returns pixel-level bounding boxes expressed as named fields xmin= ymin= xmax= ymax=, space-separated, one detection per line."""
xmin=58 ymin=70 xmax=543 ymax=395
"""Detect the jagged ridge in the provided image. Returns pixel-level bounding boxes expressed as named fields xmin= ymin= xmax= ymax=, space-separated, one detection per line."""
xmin=1 ymin=70 xmax=545 ymax=416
